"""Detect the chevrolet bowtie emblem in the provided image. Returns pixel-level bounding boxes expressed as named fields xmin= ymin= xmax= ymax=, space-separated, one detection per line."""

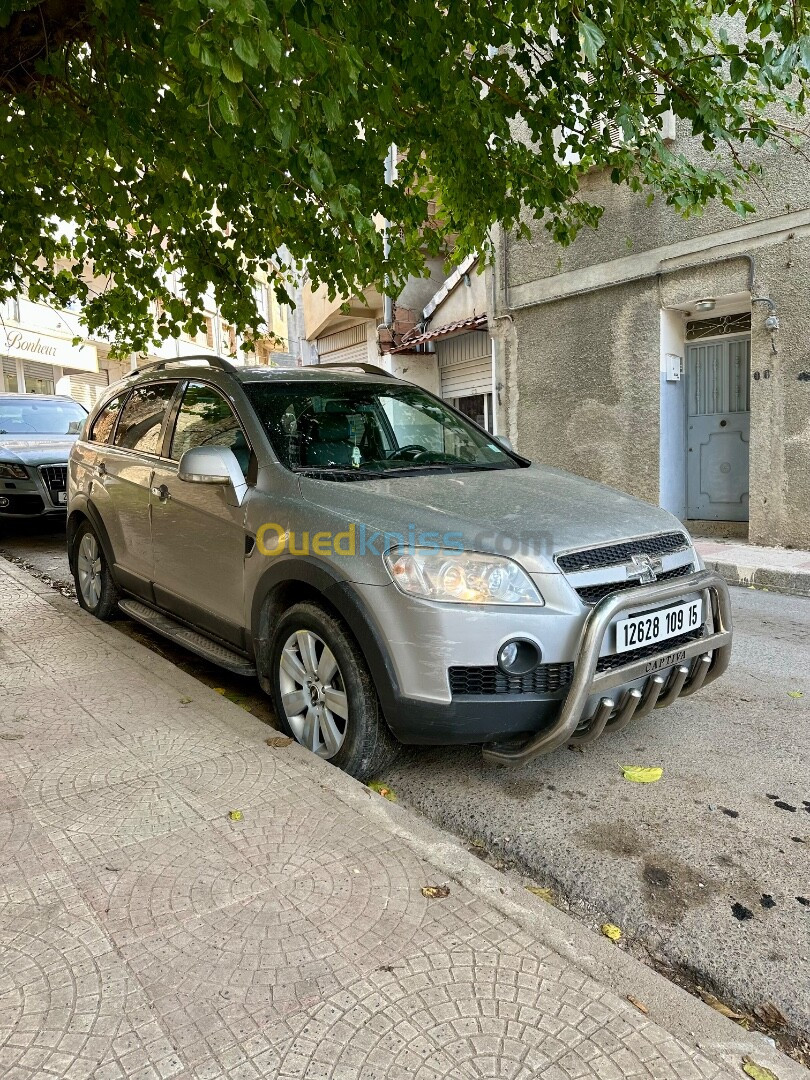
xmin=626 ymin=554 xmax=663 ymax=584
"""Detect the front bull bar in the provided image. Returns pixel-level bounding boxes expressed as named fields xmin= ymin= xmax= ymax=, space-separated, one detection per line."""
xmin=482 ymin=569 xmax=732 ymax=766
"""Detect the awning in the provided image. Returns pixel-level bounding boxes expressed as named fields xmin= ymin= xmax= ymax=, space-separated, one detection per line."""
xmin=1 ymin=326 xmax=99 ymax=373
xmin=391 ymin=313 xmax=488 ymax=352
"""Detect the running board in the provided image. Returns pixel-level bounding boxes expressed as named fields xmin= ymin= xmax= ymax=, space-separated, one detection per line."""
xmin=118 ymin=599 xmax=257 ymax=676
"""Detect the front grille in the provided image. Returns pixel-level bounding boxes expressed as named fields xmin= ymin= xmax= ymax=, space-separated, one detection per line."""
xmin=576 ymin=563 xmax=693 ymax=605
xmin=0 ymin=493 xmax=45 ymax=514
xmin=449 ymin=662 xmax=574 ymax=696
xmin=557 ymin=532 xmax=688 ymax=573
xmin=596 ymin=627 xmax=706 ymax=674
xmin=39 ymin=465 xmax=67 ymax=506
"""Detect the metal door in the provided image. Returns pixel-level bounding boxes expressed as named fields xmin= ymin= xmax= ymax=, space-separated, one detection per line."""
xmin=686 ymin=336 xmax=750 ymax=521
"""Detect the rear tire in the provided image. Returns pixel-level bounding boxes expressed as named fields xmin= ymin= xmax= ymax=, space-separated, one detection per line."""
xmin=269 ymin=600 xmax=399 ymax=781
xmin=72 ymin=520 xmax=120 ymax=620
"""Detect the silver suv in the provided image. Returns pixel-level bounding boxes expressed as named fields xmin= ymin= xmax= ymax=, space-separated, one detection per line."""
xmin=68 ymin=356 xmax=732 ymax=779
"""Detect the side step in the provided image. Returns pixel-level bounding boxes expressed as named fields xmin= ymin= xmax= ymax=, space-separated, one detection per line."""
xmin=118 ymin=599 xmax=257 ymax=676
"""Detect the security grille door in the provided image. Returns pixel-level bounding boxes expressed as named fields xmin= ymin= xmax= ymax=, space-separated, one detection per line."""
xmin=686 ymin=336 xmax=750 ymax=521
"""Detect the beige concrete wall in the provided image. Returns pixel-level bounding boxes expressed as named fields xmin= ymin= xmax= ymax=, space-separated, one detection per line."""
xmin=500 ymin=128 xmax=810 ymax=546
xmin=507 ymin=279 xmax=662 ymax=505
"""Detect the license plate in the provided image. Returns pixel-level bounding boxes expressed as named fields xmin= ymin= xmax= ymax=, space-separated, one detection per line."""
xmin=57 ymin=491 xmax=67 ymax=504
xmin=615 ymin=599 xmax=701 ymax=654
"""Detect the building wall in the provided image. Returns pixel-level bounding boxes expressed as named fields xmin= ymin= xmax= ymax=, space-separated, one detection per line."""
xmin=498 ymin=126 xmax=810 ymax=547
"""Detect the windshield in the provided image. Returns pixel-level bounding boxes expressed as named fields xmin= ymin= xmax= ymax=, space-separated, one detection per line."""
xmin=243 ymin=381 xmax=520 ymax=478
xmin=0 ymin=398 xmax=87 ymax=436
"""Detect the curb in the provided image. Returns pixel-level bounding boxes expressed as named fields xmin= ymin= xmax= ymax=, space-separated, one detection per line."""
xmin=700 ymin=557 xmax=810 ymax=598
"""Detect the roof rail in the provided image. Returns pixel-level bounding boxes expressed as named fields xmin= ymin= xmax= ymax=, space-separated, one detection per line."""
xmin=130 ymin=354 xmax=238 ymax=377
xmin=315 ymin=361 xmax=397 ymax=379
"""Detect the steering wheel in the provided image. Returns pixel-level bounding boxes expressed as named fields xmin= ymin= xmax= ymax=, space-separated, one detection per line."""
xmin=389 ymin=444 xmax=428 ymax=460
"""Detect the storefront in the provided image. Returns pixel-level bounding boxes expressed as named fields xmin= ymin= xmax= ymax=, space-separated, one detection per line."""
xmin=0 ymin=323 xmax=108 ymax=405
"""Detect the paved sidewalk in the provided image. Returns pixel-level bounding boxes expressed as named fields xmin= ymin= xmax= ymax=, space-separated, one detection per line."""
xmin=0 ymin=560 xmax=805 ymax=1080
xmin=694 ymin=537 xmax=810 ymax=597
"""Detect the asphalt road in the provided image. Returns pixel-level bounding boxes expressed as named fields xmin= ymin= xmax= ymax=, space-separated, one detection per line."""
xmin=2 ymin=517 xmax=809 ymax=1056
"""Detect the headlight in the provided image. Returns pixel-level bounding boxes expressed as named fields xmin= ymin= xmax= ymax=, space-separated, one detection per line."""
xmin=383 ymin=548 xmax=544 ymax=605
xmin=0 ymin=463 xmax=27 ymax=480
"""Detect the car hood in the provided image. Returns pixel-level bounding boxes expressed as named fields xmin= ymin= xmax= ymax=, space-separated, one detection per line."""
xmin=299 ymin=464 xmax=687 ymax=574
xmin=0 ymin=436 xmax=76 ymax=466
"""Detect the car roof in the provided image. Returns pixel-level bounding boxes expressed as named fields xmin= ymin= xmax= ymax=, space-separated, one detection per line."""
xmin=120 ymin=356 xmax=400 ymax=389
xmin=0 ymin=393 xmax=80 ymax=403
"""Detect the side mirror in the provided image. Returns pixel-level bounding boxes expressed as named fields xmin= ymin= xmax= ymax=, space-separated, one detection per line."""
xmin=495 ymin=435 xmax=515 ymax=452
xmin=177 ymin=445 xmax=248 ymax=507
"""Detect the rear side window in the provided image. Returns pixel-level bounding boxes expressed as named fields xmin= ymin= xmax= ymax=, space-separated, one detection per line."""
xmin=89 ymin=394 xmax=125 ymax=444
xmin=114 ymin=383 xmax=178 ymax=454
xmin=169 ymin=382 xmax=250 ymax=477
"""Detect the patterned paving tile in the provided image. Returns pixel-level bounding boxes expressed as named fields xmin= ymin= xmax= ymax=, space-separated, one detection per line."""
xmin=0 ymin=874 xmax=183 ymax=1080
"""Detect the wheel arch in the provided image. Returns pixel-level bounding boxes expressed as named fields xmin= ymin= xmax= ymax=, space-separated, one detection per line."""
xmin=67 ymin=500 xmax=116 ymax=579
xmin=251 ymin=557 xmax=402 ymax=722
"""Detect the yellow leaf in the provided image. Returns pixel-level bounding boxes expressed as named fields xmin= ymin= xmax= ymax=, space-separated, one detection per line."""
xmin=266 ymin=735 xmax=293 ymax=747
xmin=228 ymin=809 xmax=243 ymax=821
xmin=787 ymin=690 xmax=803 ymax=698
xmin=421 ymin=884 xmax=450 ymax=899
xmin=368 ymin=780 xmax=397 ymax=802
xmin=620 ymin=765 xmax=663 ymax=783
xmin=214 ymin=688 xmax=226 ymax=695
xmin=525 ymin=885 xmax=554 ymax=902
xmin=601 ymin=922 xmax=622 ymax=941
xmin=699 ymin=990 xmax=745 ymax=1020
xmin=742 ymin=1058 xmax=780 ymax=1080
xmin=627 ymin=995 xmax=648 ymax=1014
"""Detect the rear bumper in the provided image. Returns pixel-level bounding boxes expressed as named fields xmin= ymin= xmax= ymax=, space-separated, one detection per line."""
xmin=481 ymin=569 xmax=732 ymax=764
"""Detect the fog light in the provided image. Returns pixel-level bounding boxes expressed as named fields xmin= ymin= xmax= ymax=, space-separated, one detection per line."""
xmin=497 ymin=638 xmax=541 ymax=675
xmin=0 ymin=497 xmax=9 ymax=508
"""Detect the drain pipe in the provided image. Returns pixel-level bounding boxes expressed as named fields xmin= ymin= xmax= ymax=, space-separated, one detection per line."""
xmin=381 ymin=143 xmax=397 ymax=331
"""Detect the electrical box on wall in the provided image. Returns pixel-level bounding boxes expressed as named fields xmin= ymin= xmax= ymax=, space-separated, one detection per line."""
xmin=665 ymin=353 xmax=682 ymax=382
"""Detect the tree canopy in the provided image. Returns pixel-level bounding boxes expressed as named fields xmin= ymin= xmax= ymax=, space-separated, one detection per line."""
xmin=1 ymin=0 xmax=809 ymax=354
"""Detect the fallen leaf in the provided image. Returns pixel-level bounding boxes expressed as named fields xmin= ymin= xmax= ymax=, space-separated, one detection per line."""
xmin=367 ymin=780 xmax=397 ymax=802
xmin=421 ymin=884 xmax=450 ymax=899
xmin=0 ymin=732 xmax=23 ymax=741
xmin=214 ymin=688 xmax=226 ymax=694
xmin=525 ymin=885 xmax=554 ymax=902
xmin=742 ymin=1057 xmax=780 ymax=1080
xmin=601 ymin=922 xmax=622 ymax=942
xmin=626 ymin=995 xmax=648 ymax=1014
xmin=266 ymin=735 xmax=293 ymax=747
xmin=787 ymin=690 xmax=803 ymax=698
xmin=753 ymin=1002 xmax=788 ymax=1028
xmin=620 ymin=765 xmax=663 ymax=783
xmin=179 ymin=697 xmax=192 ymax=705
xmin=228 ymin=810 xmax=243 ymax=821
xmin=699 ymin=990 xmax=745 ymax=1020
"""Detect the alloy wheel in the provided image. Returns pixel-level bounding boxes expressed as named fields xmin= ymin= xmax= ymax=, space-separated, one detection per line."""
xmin=77 ymin=532 xmax=102 ymax=608
xmin=278 ymin=629 xmax=348 ymax=758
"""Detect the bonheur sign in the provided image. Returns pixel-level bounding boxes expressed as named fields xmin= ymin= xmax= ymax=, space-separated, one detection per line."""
xmin=1 ymin=327 xmax=99 ymax=373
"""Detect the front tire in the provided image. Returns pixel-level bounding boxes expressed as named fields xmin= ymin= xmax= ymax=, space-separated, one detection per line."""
xmin=72 ymin=520 xmax=120 ymax=620
xmin=269 ymin=601 xmax=399 ymax=780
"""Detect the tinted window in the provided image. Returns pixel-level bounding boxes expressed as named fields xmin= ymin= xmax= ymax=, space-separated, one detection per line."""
xmin=114 ymin=383 xmax=177 ymax=454
xmin=89 ymin=394 xmax=125 ymax=444
xmin=0 ymin=398 xmax=86 ymax=435
xmin=242 ymin=381 xmax=519 ymax=479
xmin=170 ymin=382 xmax=250 ymax=476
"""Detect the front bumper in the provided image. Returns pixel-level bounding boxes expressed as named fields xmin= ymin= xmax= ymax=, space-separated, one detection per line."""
xmin=0 ymin=464 xmax=67 ymax=517
xmin=482 ymin=569 xmax=732 ymax=764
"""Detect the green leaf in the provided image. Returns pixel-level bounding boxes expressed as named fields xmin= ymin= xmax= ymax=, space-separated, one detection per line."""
xmin=730 ymin=56 xmax=747 ymax=82
xmin=217 ymin=92 xmax=240 ymax=124
xmin=221 ymin=54 xmax=243 ymax=83
xmin=233 ymin=35 xmax=260 ymax=69
xmin=259 ymin=29 xmax=283 ymax=69
xmin=578 ymin=17 xmax=606 ymax=65
xmin=620 ymin=765 xmax=663 ymax=783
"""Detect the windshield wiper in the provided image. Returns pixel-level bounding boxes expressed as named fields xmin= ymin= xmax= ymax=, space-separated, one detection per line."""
xmin=292 ymin=467 xmax=379 ymax=481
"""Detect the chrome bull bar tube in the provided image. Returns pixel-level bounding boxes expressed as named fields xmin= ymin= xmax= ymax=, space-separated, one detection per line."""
xmin=482 ymin=570 xmax=732 ymax=766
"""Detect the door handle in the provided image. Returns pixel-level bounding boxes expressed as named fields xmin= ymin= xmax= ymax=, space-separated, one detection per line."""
xmin=150 ymin=484 xmax=171 ymax=502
